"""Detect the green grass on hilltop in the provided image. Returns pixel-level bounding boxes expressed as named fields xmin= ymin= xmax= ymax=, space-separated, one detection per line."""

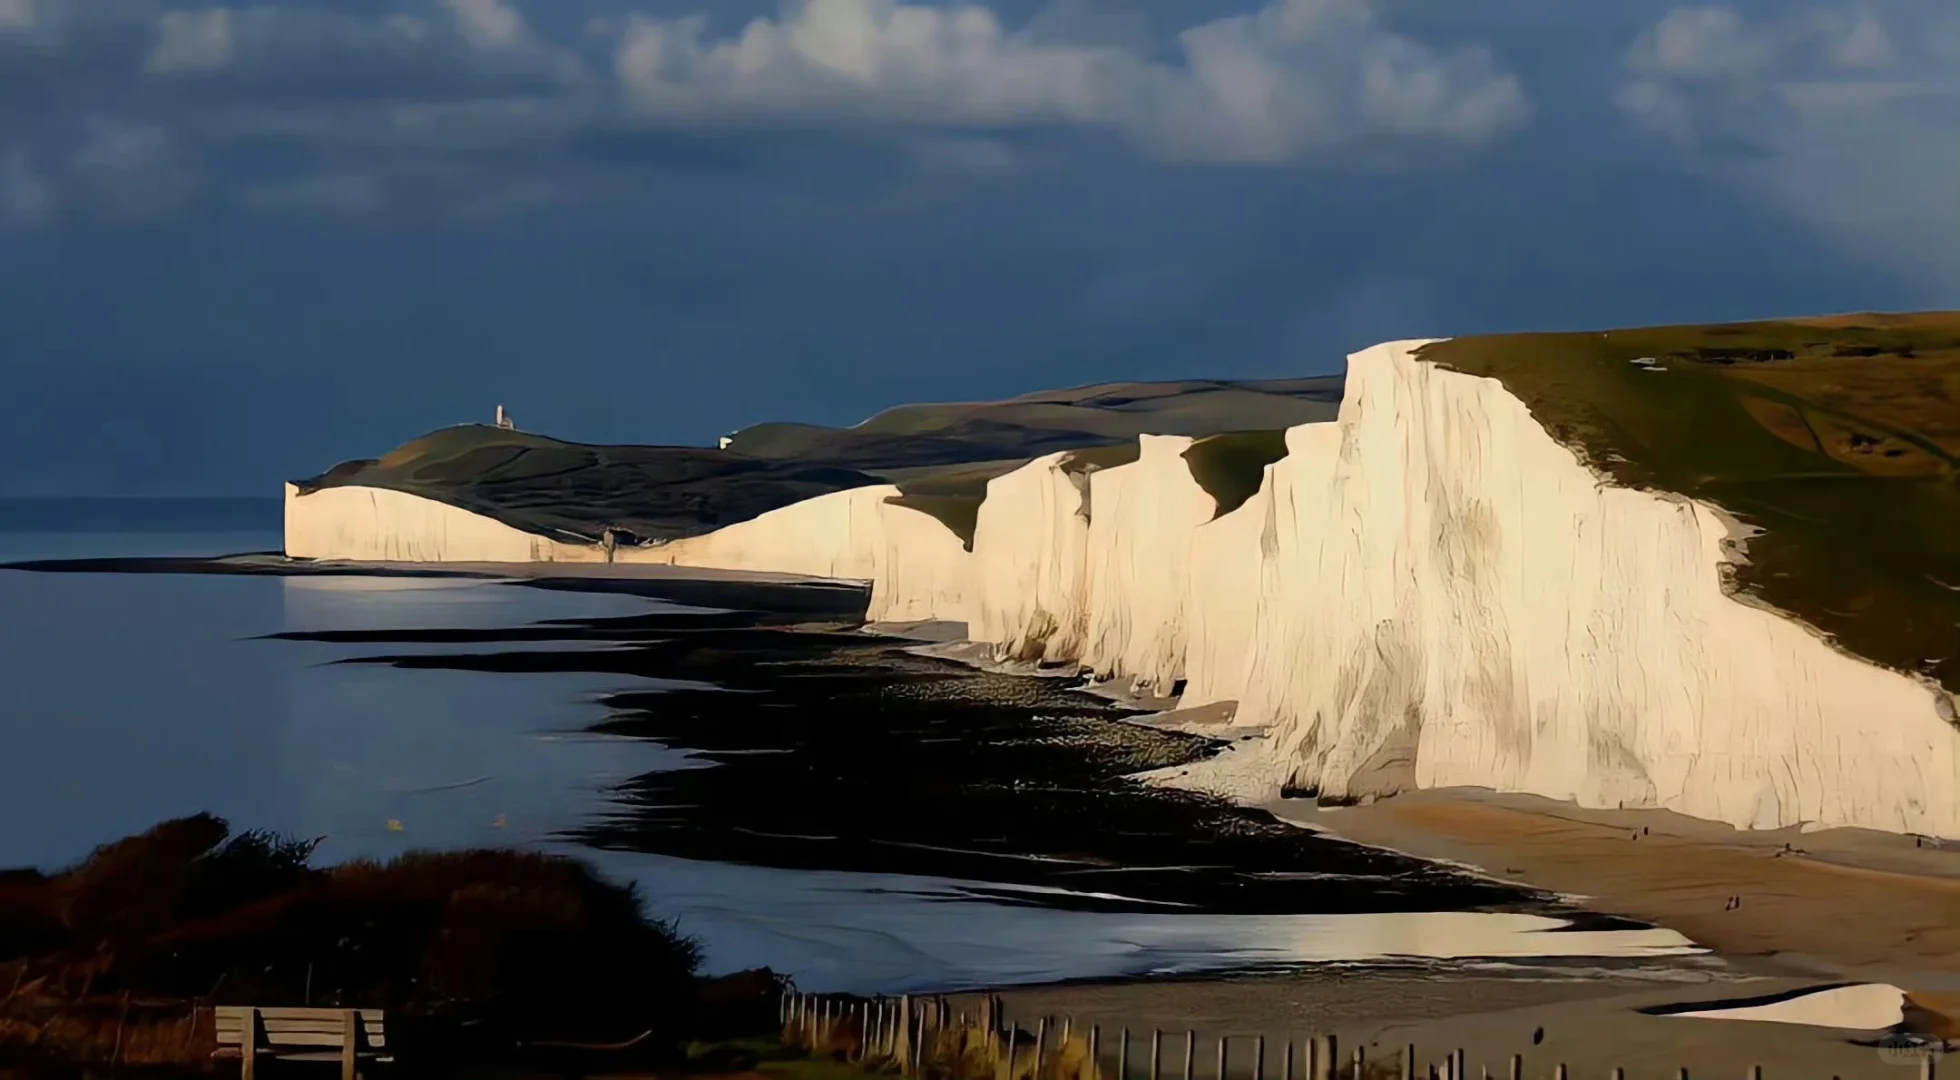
xmin=295 ymin=425 xmax=882 ymax=543
xmin=1418 ymin=312 xmax=1960 ymax=695
xmin=880 ymin=446 xmax=1151 ymax=549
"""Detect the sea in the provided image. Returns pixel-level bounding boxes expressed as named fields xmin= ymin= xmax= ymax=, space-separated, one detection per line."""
xmin=0 ymin=497 xmax=1702 ymax=994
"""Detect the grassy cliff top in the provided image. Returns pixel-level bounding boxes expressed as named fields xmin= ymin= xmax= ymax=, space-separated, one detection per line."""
xmin=301 ymin=378 xmax=1343 ymax=547
xmin=1418 ymin=312 xmax=1960 ymax=695
xmin=295 ymin=426 xmax=884 ymax=543
xmin=724 ymin=377 xmax=1341 ymax=468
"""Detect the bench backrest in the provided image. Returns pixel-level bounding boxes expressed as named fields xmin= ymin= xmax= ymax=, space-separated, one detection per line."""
xmin=215 ymin=1006 xmax=387 ymax=1051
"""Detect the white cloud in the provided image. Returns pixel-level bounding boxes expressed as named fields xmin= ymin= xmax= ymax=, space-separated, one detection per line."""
xmin=0 ymin=0 xmax=34 ymax=32
xmin=613 ymin=0 xmax=1529 ymax=162
xmin=1627 ymin=6 xmax=1773 ymax=80
xmin=17 ymin=0 xmax=1528 ymax=224
xmin=146 ymin=8 xmax=233 ymax=74
xmin=1 ymin=147 xmax=54 ymax=225
xmin=1619 ymin=3 xmax=1960 ymax=291
xmin=134 ymin=2 xmax=581 ymax=91
xmin=443 ymin=0 xmax=526 ymax=51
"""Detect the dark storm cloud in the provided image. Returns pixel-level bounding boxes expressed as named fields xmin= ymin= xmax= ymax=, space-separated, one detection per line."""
xmin=0 ymin=0 xmax=1953 ymax=494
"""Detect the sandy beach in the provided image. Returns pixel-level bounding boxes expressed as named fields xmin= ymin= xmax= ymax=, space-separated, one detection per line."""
xmin=1264 ymin=787 xmax=1960 ymax=993
xmin=962 ymin=969 xmax=1932 ymax=1080
xmin=990 ymin=706 xmax=1960 ymax=1076
xmin=953 ymin=780 xmax=1960 ymax=1079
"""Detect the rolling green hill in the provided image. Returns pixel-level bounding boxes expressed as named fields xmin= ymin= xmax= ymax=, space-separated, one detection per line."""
xmin=295 ymin=376 xmax=1344 ymax=545
xmin=293 ymin=426 xmax=884 ymax=544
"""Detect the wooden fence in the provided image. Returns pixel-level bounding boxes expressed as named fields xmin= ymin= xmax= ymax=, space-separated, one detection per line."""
xmin=777 ymin=991 xmax=1940 ymax=1080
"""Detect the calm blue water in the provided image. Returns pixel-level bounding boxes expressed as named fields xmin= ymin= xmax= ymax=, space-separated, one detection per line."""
xmin=0 ymin=501 xmax=1703 ymax=992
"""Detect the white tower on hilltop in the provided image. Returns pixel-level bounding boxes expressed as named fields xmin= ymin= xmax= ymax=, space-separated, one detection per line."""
xmin=495 ymin=405 xmax=516 ymax=430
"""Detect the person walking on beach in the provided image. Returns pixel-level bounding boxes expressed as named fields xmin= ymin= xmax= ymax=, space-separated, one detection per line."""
xmin=602 ymin=527 xmax=617 ymax=563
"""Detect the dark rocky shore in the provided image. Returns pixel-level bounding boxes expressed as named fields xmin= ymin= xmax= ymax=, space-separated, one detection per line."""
xmin=4 ymin=554 xmax=1632 ymax=925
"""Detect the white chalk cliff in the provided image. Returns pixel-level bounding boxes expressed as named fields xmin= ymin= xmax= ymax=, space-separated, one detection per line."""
xmin=283 ymin=482 xmax=605 ymax=563
xmin=283 ymin=340 xmax=1960 ymax=839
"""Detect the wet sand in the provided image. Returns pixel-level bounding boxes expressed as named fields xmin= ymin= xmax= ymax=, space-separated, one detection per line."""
xmin=942 ymin=780 xmax=1960 ymax=1080
xmin=1262 ymin=787 xmax=1960 ymax=995
xmin=955 ymin=970 xmax=1929 ymax=1080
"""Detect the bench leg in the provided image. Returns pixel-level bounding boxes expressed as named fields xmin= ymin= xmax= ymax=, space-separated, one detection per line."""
xmin=342 ymin=1010 xmax=359 ymax=1080
xmin=242 ymin=1008 xmax=258 ymax=1080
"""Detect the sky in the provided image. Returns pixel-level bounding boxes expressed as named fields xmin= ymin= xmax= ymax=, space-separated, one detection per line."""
xmin=1 ymin=0 xmax=1955 ymax=495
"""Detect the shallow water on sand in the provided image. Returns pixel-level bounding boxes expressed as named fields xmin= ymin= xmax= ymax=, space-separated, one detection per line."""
xmin=0 ymin=517 xmax=1706 ymax=992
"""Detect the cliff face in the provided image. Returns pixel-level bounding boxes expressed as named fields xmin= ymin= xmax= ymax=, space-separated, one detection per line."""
xmin=625 ymin=485 xmax=970 ymax=625
xmin=283 ymin=482 xmax=603 ymax=563
xmin=966 ymin=452 xmax=1091 ymax=662
xmin=282 ymin=332 xmax=1960 ymax=839
xmin=1210 ymin=343 xmax=1959 ymax=837
xmin=1077 ymin=435 xmax=1217 ymax=694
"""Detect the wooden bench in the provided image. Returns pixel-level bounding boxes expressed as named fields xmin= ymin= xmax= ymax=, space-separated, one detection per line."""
xmin=215 ymin=1006 xmax=391 ymax=1079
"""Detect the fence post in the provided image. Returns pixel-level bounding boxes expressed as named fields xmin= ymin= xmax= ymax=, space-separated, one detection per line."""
xmin=1152 ymin=1029 xmax=1164 ymax=1080
xmin=899 ymin=995 xmax=915 ymax=1076
xmin=1007 ymin=1025 xmax=1021 ymax=1080
xmin=1613 ymin=1069 xmax=1625 ymax=1080
xmin=1555 ymin=1065 xmax=1567 ymax=1080
xmin=1284 ymin=1041 xmax=1295 ymax=1080
xmin=1037 ymin=1017 xmax=1049 ymax=1076
xmin=1218 ymin=1036 xmax=1229 ymax=1080
xmin=1120 ymin=1028 xmax=1132 ymax=1080
xmin=914 ymin=1002 xmax=927 ymax=1074
xmin=1185 ymin=1031 xmax=1197 ymax=1080
xmin=1323 ymin=1036 xmax=1338 ymax=1080
xmin=1256 ymin=1035 xmax=1267 ymax=1080
xmin=1403 ymin=1044 xmax=1415 ymax=1080
xmin=1353 ymin=1046 xmax=1364 ymax=1080
xmin=1090 ymin=1025 xmax=1102 ymax=1080
xmin=1509 ymin=1056 xmax=1522 ymax=1080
